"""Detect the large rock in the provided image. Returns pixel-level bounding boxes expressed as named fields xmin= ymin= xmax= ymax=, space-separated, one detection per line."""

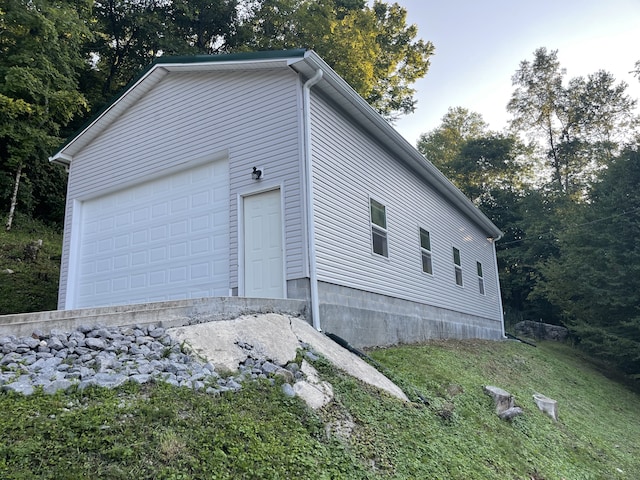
xmin=533 ymin=393 xmax=558 ymax=421
xmin=168 ymin=314 xmax=301 ymax=373
xmin=483 ymin=385 xmax=515 ymax=413
xmin=483 ymin=385 xmax=523 ymax=421
xmin=291 ymin=318 xmax=409 ymax=402
xmin=514 ymin=321 xmax=568 ymax=341
xmin=168 ymin=314 xmax=409 ymax=402
xmin=498 ymin=406 xmax=524 ymax=421
xmin=292 ymin=361 xmax=334 ymax=410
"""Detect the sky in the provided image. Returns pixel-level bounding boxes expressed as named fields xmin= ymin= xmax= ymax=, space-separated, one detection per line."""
xmin=391 ymin=0 xmax=640 ymax=146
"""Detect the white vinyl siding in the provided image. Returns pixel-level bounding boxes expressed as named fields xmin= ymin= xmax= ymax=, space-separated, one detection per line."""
xmin=59 ymin=69 xmax=304 ymax=308
xmin=309 ymin=92 xmax=501 ymax=321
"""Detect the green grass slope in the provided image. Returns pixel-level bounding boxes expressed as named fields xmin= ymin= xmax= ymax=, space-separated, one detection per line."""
xmin=0 ymin=340 xmax=638 ymax=479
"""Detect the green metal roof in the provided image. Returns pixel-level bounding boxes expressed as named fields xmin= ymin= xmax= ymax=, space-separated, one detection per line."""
xmin=152 ymin=48 xmax=308 ymax=65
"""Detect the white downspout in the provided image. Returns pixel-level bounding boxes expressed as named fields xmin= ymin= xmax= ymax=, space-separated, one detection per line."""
xmin=490 ymin=235 xmax=506 ymax=338
xmin=302 ymin=69 xmax=323 ymax=331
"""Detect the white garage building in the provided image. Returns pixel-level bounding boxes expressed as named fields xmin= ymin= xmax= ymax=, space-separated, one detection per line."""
xmin=51 ymin=49 xmax=505 ymax=347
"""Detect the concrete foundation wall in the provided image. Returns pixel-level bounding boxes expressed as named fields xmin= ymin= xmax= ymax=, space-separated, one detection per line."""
xmin=287 ymin=278 xmax=311 ymax=303
xmin=0 ymin=297 xmax=308 ymax=338
xmin=1 ymin=281 xmax=504 ymax=348
xmin=316 ymin=281 xmax=504 ymax=349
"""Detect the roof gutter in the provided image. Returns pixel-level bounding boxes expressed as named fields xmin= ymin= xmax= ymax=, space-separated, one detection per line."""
xmin=302 ymin=68 xmax=324 ymax=331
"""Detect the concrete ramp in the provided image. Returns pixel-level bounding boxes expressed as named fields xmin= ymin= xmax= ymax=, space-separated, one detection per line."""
xmin=0 ymin=297 xmax=307 ymax=338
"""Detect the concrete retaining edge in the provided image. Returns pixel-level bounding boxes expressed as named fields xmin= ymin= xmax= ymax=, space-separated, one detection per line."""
xmin=0 ymin=297 xmax=309 ymax=337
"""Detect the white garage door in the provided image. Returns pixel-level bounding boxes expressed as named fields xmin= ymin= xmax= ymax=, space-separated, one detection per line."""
xmin=72 ymin=160 xmax=229 ymax=308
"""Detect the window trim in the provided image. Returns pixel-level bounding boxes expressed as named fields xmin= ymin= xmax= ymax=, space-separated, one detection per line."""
xmin=419 ymin=227 xmax=433 ymax=275
xmin=477 ymin=261 xmax=485 ymax=295
xmin=369 ymin=197 xmax=388 ymax=258
xmin=452 ymin=246 xmax=463 ymax=287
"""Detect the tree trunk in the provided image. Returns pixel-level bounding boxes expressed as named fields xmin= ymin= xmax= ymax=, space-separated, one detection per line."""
xmin=547 ymin=119 xmax=564 ymax=193
xmin=5 ymin=164 xmax=23 ymax=231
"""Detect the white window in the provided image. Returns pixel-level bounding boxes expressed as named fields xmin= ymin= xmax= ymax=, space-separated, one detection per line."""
xmin=370 ymin=198 xmax=388 ymax=257
xmin=453 ymin=247 xmax=463 ymax=286
xmin=477 ymin=261 xmax=485 ymax=295
xmin=419 ymin=228 xmax=433 ymax=274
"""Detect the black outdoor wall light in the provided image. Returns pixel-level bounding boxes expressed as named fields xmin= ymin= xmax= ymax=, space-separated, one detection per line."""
xmin=252 ymin=166 xmax=262 ymax=180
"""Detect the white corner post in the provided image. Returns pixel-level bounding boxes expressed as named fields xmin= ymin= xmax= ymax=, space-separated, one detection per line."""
xmin=302 ymin=69 xmax=323 ymax=331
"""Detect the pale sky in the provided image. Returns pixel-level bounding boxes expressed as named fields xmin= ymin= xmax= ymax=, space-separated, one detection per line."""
xmin=392 ymin=0 xmax=640 ymax=146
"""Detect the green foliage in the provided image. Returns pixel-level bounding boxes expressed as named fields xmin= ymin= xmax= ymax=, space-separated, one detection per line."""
xmin=0 ymin=0 xmax=89 ymax=227
xmin=507 ymin=47 xmax=638 ymax=196
xmin=369 ymin=340 xmax=640 ymax=479
xmin=90 ymin=0 xmax=242 ymax=100
xmin=417 ymin=106 xmax=490 ymax=177
xmin=0 ymin=381 xmax=366 ymax=479
xmin=494 ymin=189 xmax=570 ymax=328
xmin=536 ymin=146 xmax=640 ymax=376
xmin=2 ymin=341 xmax=638 ymax=478
xmin=0 ymin=215 xmax=61 ymax=314
xmin=242 ymin=0 xmax=434 ymax=119
xmin=417 ymin=107 xmax=530 ymax=204
xmin=91 ymin=0 xmax=173 ymax=98
xmin=169 ymin=0 xmax=240 ymax=54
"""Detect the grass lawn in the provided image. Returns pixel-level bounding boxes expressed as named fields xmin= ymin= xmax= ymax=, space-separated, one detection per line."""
xmin=0 ymin=339 xmax=638 ymax=479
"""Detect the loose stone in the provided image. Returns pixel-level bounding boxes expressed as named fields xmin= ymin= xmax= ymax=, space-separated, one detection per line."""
xmin=85 ymin=338 xmax=106 ymax=350
xmin=282 ymin=383 xmax=296 ymax=397
xmin=0 ymin=323 xmax=314 ymax=399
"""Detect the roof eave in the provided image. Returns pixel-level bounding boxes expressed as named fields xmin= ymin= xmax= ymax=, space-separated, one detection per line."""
xmin=49 ymin=152 xmax=72 ymax=167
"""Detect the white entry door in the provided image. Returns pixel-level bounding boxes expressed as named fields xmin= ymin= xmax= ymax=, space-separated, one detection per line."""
xmin=243 ymin=189 xmax=284 ymax=298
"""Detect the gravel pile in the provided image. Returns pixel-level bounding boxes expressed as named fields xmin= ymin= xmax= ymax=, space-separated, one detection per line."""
xmin=0 ymin=324 xmax=306 ymax=396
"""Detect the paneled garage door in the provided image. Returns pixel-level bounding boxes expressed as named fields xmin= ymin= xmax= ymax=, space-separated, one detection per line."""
xmin=72 ymin=160 xmax=229 ymax=308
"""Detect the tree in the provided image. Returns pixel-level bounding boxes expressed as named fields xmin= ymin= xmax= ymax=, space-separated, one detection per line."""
xmin=417 ymin=107 xmax=489 ymax=177
xmin=90 ymin=0 xmax=174 ymax=99
xmin=417 ymin=107 xmax=530 ymax=201
xmin=508 ymin=48 xmax=638 ymax=197
xmin=169 ymin=0 xmax=240 ymax=55
xmin=0 ymin=0 xmax=90 ymax=229
xmin=536 ymin=146 xmax=640 ymax=376
xmin=242 ymin=0 xmax=434 ymax=119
